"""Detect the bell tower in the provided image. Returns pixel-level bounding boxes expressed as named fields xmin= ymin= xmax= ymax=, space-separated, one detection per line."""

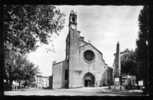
xmin=65 ymin=10 xmax=82 ymax=88
xmin=69 ymin=10 xmax=77 ymax=30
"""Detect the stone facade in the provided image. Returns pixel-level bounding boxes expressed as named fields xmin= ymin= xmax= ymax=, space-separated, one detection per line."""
xmin=52 ymin=10 xmax=113 ymax=89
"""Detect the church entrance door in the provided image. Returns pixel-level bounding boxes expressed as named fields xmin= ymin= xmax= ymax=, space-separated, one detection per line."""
xmin=83 ymin=72 xmax=95 ymax=87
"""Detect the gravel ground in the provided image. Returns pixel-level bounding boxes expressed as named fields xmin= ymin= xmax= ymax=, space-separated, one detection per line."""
xmin=4 ymin=87 xmax=143 ymax=96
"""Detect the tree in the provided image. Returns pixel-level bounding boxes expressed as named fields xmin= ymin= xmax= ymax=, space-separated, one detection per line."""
xmin=136 ymin=6 xmax=149 ymax=81
xmin=20 ymin=61 xmax=39 ymax=87
xmin=135 ymin=5 xmax=153 ymax=95
xmin=3 ymin=5 xmax=65 ymax=90
xmin=3 ymin=5 xmax=65 ymax=54
xmin=121 ymin=50 xmax=137 ymax=76
xmin=4 ymin=50 xmax=39 ymax=89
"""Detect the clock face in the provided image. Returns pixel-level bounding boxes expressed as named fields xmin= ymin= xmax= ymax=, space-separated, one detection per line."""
xmin=70 ymin=24 xmax=76 ymax=29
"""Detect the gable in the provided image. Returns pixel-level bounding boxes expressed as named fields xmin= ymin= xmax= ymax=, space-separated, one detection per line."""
xmin=79 ymin=39 xmax=87 ymax=47
xmin=79 ymin=41 xmax=103 ymax=57
xmin=79 ymin=41 xmax=107 ymax=66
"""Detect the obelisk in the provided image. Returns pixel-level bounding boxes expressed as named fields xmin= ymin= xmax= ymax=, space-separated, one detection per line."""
xmin=117 ymin=42 xmax=121 ymax=78
xmin=114 ymin=42 xmax=121 ymax=90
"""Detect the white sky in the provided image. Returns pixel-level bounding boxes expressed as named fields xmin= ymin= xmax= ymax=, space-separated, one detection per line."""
xmin=27 ymin=5 xmax=143 ymax=76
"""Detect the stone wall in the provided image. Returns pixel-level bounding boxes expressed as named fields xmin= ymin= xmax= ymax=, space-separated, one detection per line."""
xmin=52 ymin=61 xmax=65 ymax=89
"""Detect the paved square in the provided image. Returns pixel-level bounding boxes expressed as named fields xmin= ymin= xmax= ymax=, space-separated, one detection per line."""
xmin=4 ymin=87 xmax=143 ymax=96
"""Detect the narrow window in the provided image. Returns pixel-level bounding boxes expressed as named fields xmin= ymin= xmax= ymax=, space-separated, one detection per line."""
xmin=65 ymin=70 xmax=68 ymax=80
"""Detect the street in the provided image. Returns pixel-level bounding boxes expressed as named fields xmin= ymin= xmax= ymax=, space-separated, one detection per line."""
xmin=4 ymin=87 xmax=143 ymax=96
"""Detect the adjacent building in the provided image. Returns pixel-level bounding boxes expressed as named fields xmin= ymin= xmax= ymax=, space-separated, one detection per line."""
xmin=35 ymin=75 xmax=49 ymax=88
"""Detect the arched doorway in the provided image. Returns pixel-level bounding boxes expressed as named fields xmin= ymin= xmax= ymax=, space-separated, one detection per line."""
xmin=83 ymin=72 xmax=95 ymax=87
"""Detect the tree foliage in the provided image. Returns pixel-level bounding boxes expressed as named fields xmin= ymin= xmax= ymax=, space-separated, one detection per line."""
xmin=121 ymin=50 xmax=137 ymax=76
xmin=3 ymin=5 xmax=65 ymax=54
xmin=4 ymin=50 xmax=39 ymax=89
xmin=3 ymin=5 xmax=65 ymax=90
xmin=135 ymin=6 xmax=153 ymax=95
xmin=135 ymin=6 xmax=149 ymax=81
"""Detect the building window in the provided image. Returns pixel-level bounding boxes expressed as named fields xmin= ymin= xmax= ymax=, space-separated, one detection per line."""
xmin=65 ymin=70 xmax=68 ymax=80
xmin=84 ymin=50 xmax=95 ymax=61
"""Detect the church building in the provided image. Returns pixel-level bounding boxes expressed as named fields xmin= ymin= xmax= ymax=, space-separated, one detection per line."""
xmin=52 ymin=10 xmax=113 ymax=89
